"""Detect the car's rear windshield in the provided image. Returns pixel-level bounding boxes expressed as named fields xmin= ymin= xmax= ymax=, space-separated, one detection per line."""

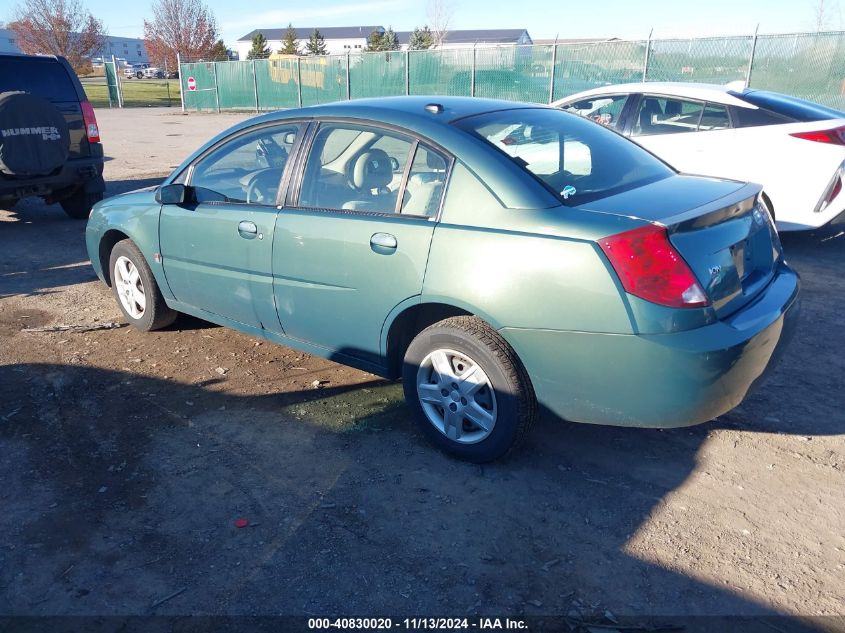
xmin=0 ymin=56 xmax=78 ymax=102
xmin=733 ymin=89 xmax=845 ymax=122
xmin=454 ymin=108 xmax=673 ymax=205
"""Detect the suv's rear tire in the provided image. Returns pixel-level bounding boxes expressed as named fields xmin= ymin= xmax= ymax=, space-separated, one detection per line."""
xmin=61 ymin=189 xmax=103 ymax=219
xmin=402 ymin=316 xmax=537 ymax=462
xmin=108 ymin=239 xmax=176 ymax=331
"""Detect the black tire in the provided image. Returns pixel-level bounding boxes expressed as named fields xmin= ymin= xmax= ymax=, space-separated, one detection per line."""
xmin=108 ymin=239 xmax=176 ymax=331
xmin=60 ymin=189 xmax=103 ymax=219
xmin=402 ymin=316 xmax=537 ymax=462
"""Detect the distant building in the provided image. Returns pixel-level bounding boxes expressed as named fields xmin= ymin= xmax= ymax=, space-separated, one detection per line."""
xmin=236 ymin=27 xmax=533 ymax=57
xmin=0 ymin=29 xmax=149 ymax=65
xmin=532 ymin=37 xmax=621 ymax=46
xmin=236 ymin=26 xmax=383 ymax=59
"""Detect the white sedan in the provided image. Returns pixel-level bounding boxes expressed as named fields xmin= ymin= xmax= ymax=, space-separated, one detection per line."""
xmin=553 ymin=82 xmax=845 ymax=231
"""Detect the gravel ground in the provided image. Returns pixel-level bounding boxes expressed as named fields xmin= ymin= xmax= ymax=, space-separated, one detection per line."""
xmin=0 ymin=108 xmax=843 ymax=628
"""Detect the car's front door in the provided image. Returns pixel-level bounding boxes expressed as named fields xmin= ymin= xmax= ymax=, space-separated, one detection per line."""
xmin=159 ymin=122 xmax=302 ymax=330
xmin=272 ymin=121 xmax=451 ymax=365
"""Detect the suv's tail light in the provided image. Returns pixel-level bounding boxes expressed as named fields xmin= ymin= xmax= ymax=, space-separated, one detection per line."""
xmin=598 ymin=224 xmax=709 ymax=309
xmin=80 ymin=100 xmax=100 ymax=143
xmin=790 ymin=125 xmax=845 ymax=145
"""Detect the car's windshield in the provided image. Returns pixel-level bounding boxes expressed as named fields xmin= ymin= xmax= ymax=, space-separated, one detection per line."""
xmin=454 ymin=108 xmax=673 ymax=205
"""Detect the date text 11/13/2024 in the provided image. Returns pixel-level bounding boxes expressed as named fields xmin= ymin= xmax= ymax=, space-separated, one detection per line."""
xmin=307 ymin=617 xmax=528 ymax=629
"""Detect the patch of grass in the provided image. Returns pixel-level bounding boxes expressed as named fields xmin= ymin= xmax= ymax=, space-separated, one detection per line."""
xmin=81 ymin=77 xmax=182 ymax=109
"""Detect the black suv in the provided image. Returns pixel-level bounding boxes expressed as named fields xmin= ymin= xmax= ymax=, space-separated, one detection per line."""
xmin=0 ymin=53 xmax=105 ymax=218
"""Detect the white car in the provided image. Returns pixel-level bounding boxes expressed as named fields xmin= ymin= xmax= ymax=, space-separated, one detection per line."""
xmin=553 ymin=82 xmax=845 ymax=231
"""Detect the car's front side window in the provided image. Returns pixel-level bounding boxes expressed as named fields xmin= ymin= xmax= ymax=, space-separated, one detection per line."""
xmin=189 ymin=123 xmax=301 ymax=205
xmin=562 ymin=94 xmax=628 ymax=129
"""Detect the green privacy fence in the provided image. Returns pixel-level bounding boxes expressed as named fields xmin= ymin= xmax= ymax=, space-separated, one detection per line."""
xmin=179 ymin=30 xmax=845 ymax=113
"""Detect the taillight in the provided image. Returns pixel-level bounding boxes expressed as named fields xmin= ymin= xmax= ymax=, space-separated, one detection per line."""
xmin=789 ymin=125 xmax=845 ymax=145
xmin=80 ymin=100 xmax=100 ymax=143
xmin=598 ymin=224 xmax=709 ymax=309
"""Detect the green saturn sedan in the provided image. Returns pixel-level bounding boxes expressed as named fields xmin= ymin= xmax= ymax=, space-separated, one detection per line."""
xmin=86 ymin=96 xmax=799 ymax=462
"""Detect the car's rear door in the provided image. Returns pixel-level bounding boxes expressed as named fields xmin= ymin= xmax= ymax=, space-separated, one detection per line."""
xmin=159 ymin=122 xmax=303 ymax=330
xmin=271 ymin=120 xmax=451 ymax=366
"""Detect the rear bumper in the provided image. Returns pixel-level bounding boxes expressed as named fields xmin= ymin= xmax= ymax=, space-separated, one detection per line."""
xmin=0 ymin=145 xmax=105 ymax=198
xmin=501 ymin=263 xmax=800 ymax=428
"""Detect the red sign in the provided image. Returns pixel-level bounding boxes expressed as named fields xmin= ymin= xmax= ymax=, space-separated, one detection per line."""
xmin=187 ymin=76 xmax=196 ymax=91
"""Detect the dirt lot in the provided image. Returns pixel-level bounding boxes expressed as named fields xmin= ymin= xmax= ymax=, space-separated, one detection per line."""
xmin=0 ymin=108 xmax=844 ymax=627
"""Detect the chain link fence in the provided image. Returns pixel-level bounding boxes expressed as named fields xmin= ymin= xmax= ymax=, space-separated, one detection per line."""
xmin=177 ymin=30 xmax=845 ymax=113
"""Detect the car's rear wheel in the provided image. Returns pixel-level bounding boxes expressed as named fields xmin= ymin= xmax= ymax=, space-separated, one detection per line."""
xmin=402 ymin=316 xmax=537 ymax=462
xmin=60 ymin=189 xmax=103 ymax=219
xmin=109 ymin=239 xmax=176 ymax=331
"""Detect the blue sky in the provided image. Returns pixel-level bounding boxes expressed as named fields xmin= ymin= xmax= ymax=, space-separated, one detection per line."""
xmin=7 ymin=0 xmax=843 ymax=46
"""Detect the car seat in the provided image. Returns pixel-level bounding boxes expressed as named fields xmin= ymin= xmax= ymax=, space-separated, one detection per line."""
xmin=342 ymin=149 xmax=396 ymax=212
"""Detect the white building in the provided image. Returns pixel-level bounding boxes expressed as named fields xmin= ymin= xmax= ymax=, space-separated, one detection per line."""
xmin=236 ymin=26 xmax=383 ymax=59
xmin=0 ymin=29 xmax=149 ymax=65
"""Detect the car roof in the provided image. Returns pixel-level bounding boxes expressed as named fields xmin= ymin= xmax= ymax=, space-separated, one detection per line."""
xmin=257 ymin=96 xmax=547 ymax=127
xmin=553 ymin=82 xmax=757 ymax=109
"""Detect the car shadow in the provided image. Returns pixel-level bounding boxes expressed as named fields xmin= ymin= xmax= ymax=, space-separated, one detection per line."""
xmin=0 ymin=352 xmax=835 ymax=630
xmin=0 ymin=176 xmax=167 ymax=298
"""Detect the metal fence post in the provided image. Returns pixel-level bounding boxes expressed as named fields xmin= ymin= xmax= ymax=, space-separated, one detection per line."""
xmin=252 ymin=59 xmax=259 ymax=112
xmin=164 ymin=58 xmax=172 ymax=106
xmin=642 ymin=29 xmax=653 ymax=82
xmin=112 ymin=55 xmax=123 ymax=108
xmin=548 ymin=37 xmax=558 ymax=104
xmin=471 ymin=43 xmax=477 ymax=97
xmin=296 ymin=56 xmax=303 ymax=107
xmin=745 ymin=24 xmax=759 ymax=88
xmin=177 ymin=53 xmax=185 ymax=112
xmin=346 ymin=53 xmax=351 ymax=100
xmin=106 ymin=60 xmax=113 ymax=108
xmin=405 ymin=49 xmax=410 ymax=95
xmin=213 ymin=62 xmax=220 ymax=113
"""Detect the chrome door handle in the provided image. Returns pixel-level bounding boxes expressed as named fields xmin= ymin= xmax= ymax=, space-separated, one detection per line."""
xmin=238 ymin=220 xmax=258 ymax=237
xmin=370 ymin=232 xmax=397 ymax=249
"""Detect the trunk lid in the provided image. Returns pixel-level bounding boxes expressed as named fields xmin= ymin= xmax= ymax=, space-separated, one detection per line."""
xmin=582 ymin=175 xmax=782 ymax=317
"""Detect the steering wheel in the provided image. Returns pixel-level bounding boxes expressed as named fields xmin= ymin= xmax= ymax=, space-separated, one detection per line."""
xmin=245 ymin=170 xmax=278 ymax=204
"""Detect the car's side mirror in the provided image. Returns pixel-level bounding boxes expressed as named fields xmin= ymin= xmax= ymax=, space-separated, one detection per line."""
xmin=156 ymin=183 xmax=187 ymax=205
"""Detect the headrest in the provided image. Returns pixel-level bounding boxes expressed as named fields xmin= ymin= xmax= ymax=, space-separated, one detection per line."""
xmin=349 ymin=149 xmax=392 ymax=191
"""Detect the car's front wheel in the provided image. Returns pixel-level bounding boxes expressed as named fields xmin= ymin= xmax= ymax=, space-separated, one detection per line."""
xmin=109 ymin=239 xmax=176 ymax=331
xmin=402 ymin=316 xmax=537 ymax=462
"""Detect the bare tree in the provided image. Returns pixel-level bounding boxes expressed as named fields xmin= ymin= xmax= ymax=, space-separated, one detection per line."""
xmin=810 ymin=0 xmax=842 ymax=30
xmin=9 ymin=0 xmax=106 ymax=73
xmin=427 ymin=0 xmax=454 ymax=48
xmin=143 ymin=0 xmax=217 ymax=69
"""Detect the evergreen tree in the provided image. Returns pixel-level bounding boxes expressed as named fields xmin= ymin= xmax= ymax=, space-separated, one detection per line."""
xmin=246 ymin=32 xmax=270 ymax=59
xmin=382 ymin=26 xmax=400 ymax=51
xmin=278 ymin=23 xmax=299 ymax=55
xmin=209 ymin=39 xmax=229 ymax=60
xmin=408 ymin=25 xmax=434 ymax=50
xmin=365 ymin=29 xmax=384 ymax=51
xmin=304 ymin=28 xmax=328 ymax=55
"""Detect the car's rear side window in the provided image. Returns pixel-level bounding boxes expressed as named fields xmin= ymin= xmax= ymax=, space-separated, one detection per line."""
xmin=733 ymin=90 xmax=845 ymax=122
xmin=0 ymin=58 xmax=78 ymax=102
xmin=455 ymin=108 xmax=673 ymax=205
xmin=732 ymin=105 xmax=795 ymax=127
